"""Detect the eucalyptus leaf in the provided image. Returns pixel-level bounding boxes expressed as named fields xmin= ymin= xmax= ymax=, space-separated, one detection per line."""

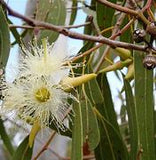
xmin=84 ymin=69 xmax=128 ymax=160
xmin=95 ymin=117 xmax=129 ymax=160
xmin=36 ymin=0 xmax=66 ymax=43
xmin=12 ymin=136 xmax=33 ymax=160
xmin=96 ymin=0 xmax=117 ymax=37
xmin=0 ymin=118 xmax=14 ymax=156
xmin=81 ymin=94 xmax=100 ymax=150
xmin=69 ymin=0 xmax=78 ymax=25
xmin=71 ymin=101 xmax=83 ymax=160
xmin=0 ymin=6 xmax=10 ymax=69
xmin=134 ymin=51 xmax=155 ymax=160
xmin=124 ymin=78 xmax=138 ymax=160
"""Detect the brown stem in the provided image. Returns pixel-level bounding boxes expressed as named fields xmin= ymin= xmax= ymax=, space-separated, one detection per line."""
xmin=97 ymin=0 xmax=138 ymax=15
xmin=32 ymin=107 xmax=72 ymax=160
xmin=97 ymin=0 xmax=149 ymax=25
xmin=32 ymin=132 xmax=56 ymax=160
xmin=9 ymin=25 xmax=38 ymax=29
xmin=9 ymin=22 xmax=91 ymax=30
xmin=0 ymin=0 xmax=147 ymax=52
xmin=71 ymin=43 xmax=103 ymax=63
xmin=142 ymin=0 xmax=152 ymax=12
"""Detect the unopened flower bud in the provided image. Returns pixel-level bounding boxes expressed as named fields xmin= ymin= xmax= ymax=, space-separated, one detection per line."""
xmin=146 ymin=22 xmax=156 ymax=37
xmin=125 ymin=63 xmax=134 ymax=80
xmin=61 ymin=74 xmax=97 ymax=91
xmin=143 ymin=54 xmax=156 ymax=70
xmin=133 ymin=29 xmax=146 ymax=43
xmin=114 ymin=47 xmax=132 ymax=60
xmin=98 ymin=59 xmax=132 ymax=73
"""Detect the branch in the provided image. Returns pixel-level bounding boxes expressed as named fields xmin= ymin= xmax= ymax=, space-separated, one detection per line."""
xmin=32 ymin=107 xmax=72 ymax=160
xmin=32 ymin=132 xmax=56 ymax=160
xmin=142 ymin=0 xmax=152 ymax=12
xmin=9 ymin=22 xmax=91 ymax=30
xmin=0 ymin=0 xmax=147 ymax=51
xmin=97 ymin=0 xmax=150 ymax=25
xmin=97 ymin=0 xmax=138 ymax=15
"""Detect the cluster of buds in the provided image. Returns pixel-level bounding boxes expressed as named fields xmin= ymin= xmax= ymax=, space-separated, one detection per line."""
xmin=98 ymin=47 xmax=134 ymax=80
xmin=133 ymin=24 xmax=156 ymax=70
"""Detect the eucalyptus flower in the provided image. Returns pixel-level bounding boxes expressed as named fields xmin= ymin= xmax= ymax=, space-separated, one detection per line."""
xmin=0 ymin=38 xmax=77 ymax=131
xmin=20 ymin=39 xmax=70 ymax=81
xmin=1 ymin=76 xmax=74 ymax=130
xmin=1 ymin=39 xmax=97 ymax=133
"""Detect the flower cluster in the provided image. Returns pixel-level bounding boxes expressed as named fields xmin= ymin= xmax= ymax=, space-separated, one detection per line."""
xmin=1 ymin=39 xmax=75 ymax=130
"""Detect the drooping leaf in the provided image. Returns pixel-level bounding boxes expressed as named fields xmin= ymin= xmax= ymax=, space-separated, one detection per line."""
xmin=120 ymin=16 xmax=133 ymax=43
xmin=124 ymin=78 xmax=138 ymax=160
xmin=81 ymin=94 xmax=100 ymax=150
xmin=36 ymin=0 xmax=66 ymax=43
xmin=95 ymin=117 xmax=129 ymax=160
xmin=0 ymin=6 xmax=10 ymax=68
xmin=8 ymin=19 xmax=22 ymax=46
xmin=84 ymin=70 xmax=129 ymax=160
xmin=97 ymin=73 xmax=119 ymax=131
xmin=96 ymin=0 xmax=116 ymax=37
xmin=69 ymin=0 xmax=78 ymax=25
xmin=134 ymin=51 xmax=155 ymax=160
xmin=0 ymin=118 xmax=14 ymax=156
xmin=71 ymin=101 xmax=83 ymax=160
xmin=12 ymin=136 xmax=33 ymax=160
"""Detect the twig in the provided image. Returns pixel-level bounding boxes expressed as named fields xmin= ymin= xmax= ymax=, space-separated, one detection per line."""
xmin=65 ymin=22 xmax=91 ymax=29
xmin=32 ymin=107 xmax=72 ymax=160
xmin=71 ymin=43 xmax=103 ymax=63
xmin=97 ymin=0 xmax=150 ymax=25
xmin=142 ymin=0 xmax=152 ymax=12
xmin=97 ymin=0 xmax=138 ymax=15
xmin=9 ymin=25 xmax=39 ymax=29
xmin=9 ymin=22 xmax=91 ymax=30
xmin=0 ymin=0 xmax=147 ymax=51
xmin=32 ymin=132 xmax=56 ymax=160
xmin=35 ymin=136 xmax=95 ymax=160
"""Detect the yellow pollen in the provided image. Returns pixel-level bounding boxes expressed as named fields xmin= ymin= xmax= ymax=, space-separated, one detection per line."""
xmin=35 ymin=87 xmax=50 ymax=102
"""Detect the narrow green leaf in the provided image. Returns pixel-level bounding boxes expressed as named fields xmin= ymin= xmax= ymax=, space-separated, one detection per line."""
xmin=154 ymin=111 xmax=156 ymax=156
xmin=95 ymin=117 xmax=129 ymax=160
xmin=0 ymin=118 xmax=14 ymax=155
xmin=69 ymin=0 xmax=77 ymax=25
xmin=71 ymin=102 xmax=83 ymax=160
xmin=11 ymin=29 xmax=28 ymax=46
xmin=120 ymin=16 xmax=132 ymax=43
xmin=36 ymin=0 xmax=66 ymax=43
xmin=81 ymin=96 xmax=100 ymax=150
xmin=8 ymin=19 xmax=22 ymax=46
xmin=0 ymin=6 xmax=10 ymax=68
xmin=97 ymin=73 xmax=119 ymax=130
xmin=124 ymin=78 xmax=138 ymax=160
xmin=134 ymin=51 xmax=155 ymax=160
xmin=84 ymin=71 xmax=128 ymax=160
xmin=12 ymin=136 xmax=33 ymax=160
xmin=96 ymin=0 xmax=116 ymax=37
